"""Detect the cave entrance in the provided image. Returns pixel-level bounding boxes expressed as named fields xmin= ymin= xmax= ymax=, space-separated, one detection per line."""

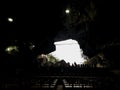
xmin=49 ymin=39 xmax=87 ymax=65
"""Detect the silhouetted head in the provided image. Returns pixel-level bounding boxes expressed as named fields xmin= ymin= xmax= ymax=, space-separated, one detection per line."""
xmin=55 ymin=79 xmax=65 ymax=90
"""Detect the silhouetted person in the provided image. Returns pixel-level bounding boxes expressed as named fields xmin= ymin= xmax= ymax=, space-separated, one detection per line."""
xmin=54 ymin=79 xmax=65 ymax=90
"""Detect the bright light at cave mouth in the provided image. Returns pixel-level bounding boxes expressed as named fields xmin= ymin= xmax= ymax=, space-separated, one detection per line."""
xmin=49 ymin=39 xmax=86 ymax=65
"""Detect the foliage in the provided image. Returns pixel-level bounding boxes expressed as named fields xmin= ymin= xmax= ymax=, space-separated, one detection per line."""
xmin=47 ymin=54 xmax=59 ymax=63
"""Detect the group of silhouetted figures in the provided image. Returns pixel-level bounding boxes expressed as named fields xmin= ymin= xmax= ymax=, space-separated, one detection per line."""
xmin=0 ymin=63 xmax=119 ymax=89
xmin=0 ymin=56 xmax=120 ymax=89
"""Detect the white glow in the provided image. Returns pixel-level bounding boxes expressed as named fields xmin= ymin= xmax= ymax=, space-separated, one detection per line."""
xmin=50 ymin=39 xmax=86 ymax=65
xmin=8 ymin=18 xmax=13 ymax=22
xmin=5 ymin=46 xmax=19 ymax=54
xmin=29 ymin=45 xmax=35 ymax=50
xmin=6 ymin=48 xmax=11 ymax=51
xmin=65 ymin=9 xmax=70 ymax=14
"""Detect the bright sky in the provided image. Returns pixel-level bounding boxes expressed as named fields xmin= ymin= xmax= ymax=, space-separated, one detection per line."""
xmin=49 ymin=39 xmax=86 ymax=65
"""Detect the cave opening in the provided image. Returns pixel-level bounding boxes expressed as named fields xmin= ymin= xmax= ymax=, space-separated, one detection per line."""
xmin=49 ymin=39 xmax=88 ymax=65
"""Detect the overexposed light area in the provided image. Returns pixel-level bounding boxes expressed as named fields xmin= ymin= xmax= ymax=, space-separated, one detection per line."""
xmin=65 ymin=9 xmax=70 ymax=14
xmin=8 ymin=17 xmax=13 ymax=22
xmin=49 ymin=39 xmax=86 ymax=65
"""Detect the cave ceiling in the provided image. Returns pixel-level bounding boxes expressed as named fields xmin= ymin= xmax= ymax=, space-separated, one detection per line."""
xmin=0 ymin=0 xmax=120 ymax=58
